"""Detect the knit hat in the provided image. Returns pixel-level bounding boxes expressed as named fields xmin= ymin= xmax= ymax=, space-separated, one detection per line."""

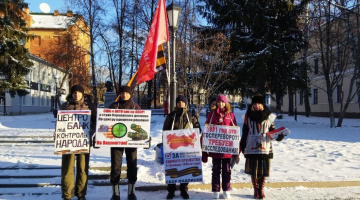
xmin=119 ymin=86 xmax=132 ymax=94
xmin=70 ymin=85 xmax=84 ymax=95
xmin=216 ymin=95 xmax=227 ymax=104
xmin=252 ymin=94 xmax=264 ymax=105
xmin=176 ymin=95 xmax=188 ymax=105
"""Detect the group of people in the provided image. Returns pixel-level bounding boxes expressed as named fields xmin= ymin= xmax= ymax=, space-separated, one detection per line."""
xmin=59 ymin=84 xmax=284 ymax=200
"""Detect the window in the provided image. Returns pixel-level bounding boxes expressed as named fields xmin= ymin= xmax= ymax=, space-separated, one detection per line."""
xmin=313 ymin=59 xmax=319 ymax=74
xmin=336 ymin=85 xmax=342 ymax=103
xmin=33 ymin=36 xmax=41 ymax=46
xmin=299 ymin=91 xmax=304 ymax=105
xmin=313 ymin=89 xmax=318 ymax=104
xmin=53 ymin=36 xmax=60 ymax=45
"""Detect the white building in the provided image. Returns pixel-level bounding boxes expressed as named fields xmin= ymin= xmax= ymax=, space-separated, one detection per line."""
xmin=0 ymin=54 xmax=68 ymax=115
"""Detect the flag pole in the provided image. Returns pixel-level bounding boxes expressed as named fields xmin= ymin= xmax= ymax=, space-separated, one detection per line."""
xmin=166 ymin=41 xmax=171 ymax=113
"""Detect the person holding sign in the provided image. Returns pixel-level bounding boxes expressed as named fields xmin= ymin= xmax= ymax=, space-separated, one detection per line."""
xmin=59 ymin=85 xmax=97 ymax=200
xmin=109 ymin=85 xmax=141 ymax=200
xmin=163 ymin=95 xmax=201 ymax=199
xmin=202 ymin=95 xmax=238 ymax=199
xmin=240 ymin=94 xmax=284 ymax=199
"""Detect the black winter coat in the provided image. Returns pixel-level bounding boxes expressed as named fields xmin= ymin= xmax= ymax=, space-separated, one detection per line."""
xmin=163 ymin=107 xmax=201 ymax=131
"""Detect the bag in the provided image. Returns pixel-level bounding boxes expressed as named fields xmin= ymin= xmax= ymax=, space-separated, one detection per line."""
xmin=154 ymin=143 xmax=164 ymax=164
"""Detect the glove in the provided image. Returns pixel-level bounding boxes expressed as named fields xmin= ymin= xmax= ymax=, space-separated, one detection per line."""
xmin=91 ymin=134 xmax=100 ymax=149
xmin=276 ymin=134 xmax=284 ymax=141
xmin=202 ymin=152 xmax=208 ymax=163
xmin=232 ymin=155 xmax=240 ymax=164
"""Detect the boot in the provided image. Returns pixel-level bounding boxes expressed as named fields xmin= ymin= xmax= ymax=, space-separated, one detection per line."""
xmin=258 ymin=177 xmax=266 ymax=199
xmin=251 ymin=176 xmax=259 ymax=199
xmin=128 ymin=183 xmax=137 ymax=200
xmin=166 ymin=192 xmax=175 ymax=199
xmin=180 ymin=184 xmax=189 ymax=199
xmin=110 ymin=184 xmax=120 ymax=200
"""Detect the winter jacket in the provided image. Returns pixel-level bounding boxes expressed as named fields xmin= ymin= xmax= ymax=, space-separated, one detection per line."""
xmin=109 ymin=97 xmax=141 ymax=110
xmin=240 ymin=105 xmax=276 ymax=159
xmin=60 ymin=94 xmax=97 ymax=139
xmin=163 ymin=107 xmax=201 ymax=131
xmin=202 ymin=102 xmax=237 ymax=159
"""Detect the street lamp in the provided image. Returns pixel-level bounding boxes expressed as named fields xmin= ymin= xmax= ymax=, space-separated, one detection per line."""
xmin=0 ymin=73 xmax=7 ymax=116
xmin=166 ymin=1 xmax=182 ymax=112
xmin=53 ymin=74 xmax=59 ymax=118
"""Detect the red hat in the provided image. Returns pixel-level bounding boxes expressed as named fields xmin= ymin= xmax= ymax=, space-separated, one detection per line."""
xmin=216 ymin=95 xmax=227 ymax=104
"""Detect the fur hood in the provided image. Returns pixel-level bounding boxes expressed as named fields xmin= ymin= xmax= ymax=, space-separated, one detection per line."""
xmin=210 ymin=101 xmax=232 ymax=113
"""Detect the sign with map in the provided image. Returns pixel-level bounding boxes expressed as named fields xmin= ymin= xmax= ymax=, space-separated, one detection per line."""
xmin=95 ymin=108 xmax=151 ymax=148
xmin=162 ymin=128 xmax=203 ymax=184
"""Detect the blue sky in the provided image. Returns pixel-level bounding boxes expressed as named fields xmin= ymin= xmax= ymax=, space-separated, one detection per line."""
xmin=27 ymin=0 xmax=67 ymax=13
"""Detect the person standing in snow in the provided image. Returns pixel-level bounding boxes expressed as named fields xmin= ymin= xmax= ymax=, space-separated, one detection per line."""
xmin=60 ymin=85 xmax=97 ymax=200
xmin=162 ymin=95 xmax=201 ymax=199
xmin=240 ymin=94 xmax=284 ymax=199
xmin=201 ymin=95 xmax=238 ymax=199
xmin=109 ymin=85 xmax=141 ymax=200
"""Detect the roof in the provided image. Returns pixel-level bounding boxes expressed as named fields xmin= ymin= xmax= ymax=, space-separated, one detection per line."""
xmin=29 ymin=13 xmax=79 ymax=29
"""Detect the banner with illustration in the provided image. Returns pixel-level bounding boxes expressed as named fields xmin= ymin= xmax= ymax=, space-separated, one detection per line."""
xmin=95 ymin=108 xmax=151 ymax=148
xmin=54 ymin=110 xmax=91 ymax=155
xmin=163 ymin=128 xmax=202 ymax=184
xmin=202 ymin=125 xmax=241 ymax=155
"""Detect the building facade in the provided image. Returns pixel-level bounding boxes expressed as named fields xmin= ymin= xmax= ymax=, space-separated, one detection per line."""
xmin=0 ymin=54 xmax=69 ymax=115
xmin=24 ymin=8 xmax=90 ymax=87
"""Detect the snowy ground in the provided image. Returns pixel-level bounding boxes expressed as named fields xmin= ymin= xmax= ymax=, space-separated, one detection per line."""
xmin=0 ymin=108 xmax=359 ymax=200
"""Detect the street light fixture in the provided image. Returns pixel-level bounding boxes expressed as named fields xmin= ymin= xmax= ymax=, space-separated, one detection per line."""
xmin=166 ymin=1 xmax=182 ymax=112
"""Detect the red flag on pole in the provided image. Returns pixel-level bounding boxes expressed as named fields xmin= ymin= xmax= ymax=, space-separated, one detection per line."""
xmin=136 ymin=0 xmax=169 ymax=85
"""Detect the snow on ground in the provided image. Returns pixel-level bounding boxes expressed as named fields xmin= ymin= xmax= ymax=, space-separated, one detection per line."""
xmin=0 ymin=108 xmax=359 ymax=200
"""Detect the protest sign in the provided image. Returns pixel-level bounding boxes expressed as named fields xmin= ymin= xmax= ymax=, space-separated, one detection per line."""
xmin=95 ymin=108 xmax=151 ymax=148
xmin=163 ymin=128 xmax=203 ymax=184
xmin=54 ymin=110 xmax=91 ymax=155
xmin=202 ymin=124 xmax=241 ymax=155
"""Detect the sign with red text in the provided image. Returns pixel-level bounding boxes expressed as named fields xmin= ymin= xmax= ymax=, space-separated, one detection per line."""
xmin=163 ymin=128 xmax=203 ymax=184
xmin=202 ymin=125 xmax=241 ymax=155
xmin=95 ymin=108 xmax=151 ymax=148
xmin=54 ymin=110 xmax=91 ymax=155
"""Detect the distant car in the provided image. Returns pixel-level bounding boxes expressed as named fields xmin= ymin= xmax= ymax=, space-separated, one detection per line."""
xmin=98 ymin=103 xmax=104 ymax=108
xmin=230 ymin=102 xmax=240 ymax=108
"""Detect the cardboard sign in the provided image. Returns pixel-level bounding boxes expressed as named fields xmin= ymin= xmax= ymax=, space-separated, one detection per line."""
xmin=202 ymin=124 xmax=241 ymax=155
xmin=95 ymin=108 xmax=151 ymax=148
xmin=163 ymin=128 xmax=203 ymax=184
xmin=54 ymin=110 xmax=91 ymax=155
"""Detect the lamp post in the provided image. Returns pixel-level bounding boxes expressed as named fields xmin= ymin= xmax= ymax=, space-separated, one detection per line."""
xmin=0 ymin=73 xmax=7 ymax=116
xmin=166 ymin=2 xmax=182 ymax=112
xmin=53 ymin=74 xmax=59 ymax=118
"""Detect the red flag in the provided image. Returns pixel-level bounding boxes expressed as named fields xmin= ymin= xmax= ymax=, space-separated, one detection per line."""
xmin=136 ymin=0 xmax=169 ymax=84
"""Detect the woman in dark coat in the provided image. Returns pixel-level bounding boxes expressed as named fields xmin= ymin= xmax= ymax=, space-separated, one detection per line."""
xmin=109 ymin=85 xmax=141 ymax=200
xmin=163 ymin=95 xmax=201 ymax=199
xmin=240 ymin=94 xmax=283 ymax=199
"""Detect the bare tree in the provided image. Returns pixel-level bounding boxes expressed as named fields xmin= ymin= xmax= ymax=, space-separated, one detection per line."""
xmin=66 ymin=0 xmax=106 ymax=105
xmin=309 ymin=0 xmax=359 ymax=127
xmin=187 ymin=31 xmax=233 ymax=116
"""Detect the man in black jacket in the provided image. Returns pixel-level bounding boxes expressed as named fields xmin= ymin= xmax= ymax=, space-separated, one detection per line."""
xmin=109 ymin=86 xmax=140 ymax=200
xmin=163 ymin=95 xmax=201 ymax=199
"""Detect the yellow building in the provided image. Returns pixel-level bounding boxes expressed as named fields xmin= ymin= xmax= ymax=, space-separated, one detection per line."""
xmin=24 ymin=8 xmax=91 ymax=88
